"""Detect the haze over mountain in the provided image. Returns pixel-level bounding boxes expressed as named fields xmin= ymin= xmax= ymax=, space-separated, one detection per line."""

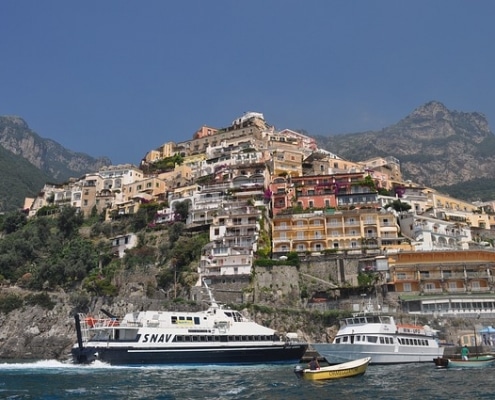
xmin=2 ymin=100 xmax=495 ymax=213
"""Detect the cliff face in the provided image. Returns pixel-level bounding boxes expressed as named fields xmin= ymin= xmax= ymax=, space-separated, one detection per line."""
xmin=0 ymin=115 xmax=111 ymax=182
xmin=316 ymin=101 xmax=495 ymax=190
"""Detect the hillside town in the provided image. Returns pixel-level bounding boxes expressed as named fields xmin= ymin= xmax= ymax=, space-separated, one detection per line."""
xmin=22 ymin=111 xmax=495 ymax=322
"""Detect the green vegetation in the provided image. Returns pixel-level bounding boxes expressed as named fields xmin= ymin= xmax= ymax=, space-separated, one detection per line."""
xmin=435 ymin=178 xmax=495 ymax=203
xmin=0 ymin=204 xmax=206 ymax=302
xmin=142 ymin=154 xmax=184 ymax=174
xmin=0 ymin=145 xmax=52 ymax=212
xmin=385 ymin=199 xmax=412 ymax=212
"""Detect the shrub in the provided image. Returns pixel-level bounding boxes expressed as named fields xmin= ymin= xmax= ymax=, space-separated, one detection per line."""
xmin=25 ymin=292 xmax=55 ymax=310
xmin=0 ymin=294 xmax=23 ymax=314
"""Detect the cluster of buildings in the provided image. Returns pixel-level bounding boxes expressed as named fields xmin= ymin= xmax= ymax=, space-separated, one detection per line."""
xmin=23 ymin=112 xmax=495 ymax=316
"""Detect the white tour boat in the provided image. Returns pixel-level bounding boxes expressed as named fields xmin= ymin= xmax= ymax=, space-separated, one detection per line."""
xmin=312 ymin=313 xmax=444 ymax=364
xmin=71 ymin=281 xmax=307 ymax=365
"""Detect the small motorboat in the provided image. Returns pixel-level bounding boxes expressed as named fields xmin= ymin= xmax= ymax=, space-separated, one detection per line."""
xmin=434 ymin=355 xmax=495 ymax=369
xmin=294 ymin=357 xmax=371 ymax=381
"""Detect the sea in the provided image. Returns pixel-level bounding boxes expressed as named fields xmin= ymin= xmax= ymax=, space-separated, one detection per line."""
xmin=1 ymin=359 xmax=494 ymax=400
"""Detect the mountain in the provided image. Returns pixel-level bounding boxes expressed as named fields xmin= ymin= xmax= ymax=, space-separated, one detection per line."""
xmin=315 ymin=101 xmax=495 ymax=201
xmin=0 ymin=144 xmax=53 ymax=212
xmin=0 ymin=115 xmax=112 ymax=212
xmin=0 ymin=116 xmax=111 ymax=181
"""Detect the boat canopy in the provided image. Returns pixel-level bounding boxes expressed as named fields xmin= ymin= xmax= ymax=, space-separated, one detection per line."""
xmin=343 ymin=315 xmax=393 ymax=326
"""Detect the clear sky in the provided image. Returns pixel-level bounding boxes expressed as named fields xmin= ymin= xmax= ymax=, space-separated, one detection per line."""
xmin=1 ymin=0 xmax=495 ymax=165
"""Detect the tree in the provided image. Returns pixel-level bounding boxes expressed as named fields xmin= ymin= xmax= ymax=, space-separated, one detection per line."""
xmin=173 ymin=200 xmax=190 ymax=222
xmin=57 ymin=206 xmax=83 ymax=239
xmin=385 ymin=199 xmax=411 ymax=213
xmin=1 ymin=211 xmax=27 ymax=234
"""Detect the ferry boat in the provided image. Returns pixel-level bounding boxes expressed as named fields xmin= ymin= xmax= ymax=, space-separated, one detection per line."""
xmin=312 ymin=314 xmax=444 ymax=364
xmin=71 ymin=281 xmax=308 ymax=365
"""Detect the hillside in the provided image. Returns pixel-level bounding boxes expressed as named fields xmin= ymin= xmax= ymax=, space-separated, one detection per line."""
xmin=0 ymin=144 xmax=52 ymax=212
xmin=315 ymin=101 xmax=495 ymax=200
xmin=0 ymin=115 xmax=112 ymax=212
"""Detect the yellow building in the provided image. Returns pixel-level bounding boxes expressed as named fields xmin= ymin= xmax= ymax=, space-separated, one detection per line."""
xmin=272 ymin=208 xmax=402 ymax=254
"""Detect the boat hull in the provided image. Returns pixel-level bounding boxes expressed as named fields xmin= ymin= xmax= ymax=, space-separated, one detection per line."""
xmin=434 ymin=355 xmax=495 ymax=368
xmin=312 ymin=343 xmax=444 ymax=365
xmin=72 ymin=343 xmax=308 ymax=365
xmin=295 ymin=357 xmax=371 ymax=381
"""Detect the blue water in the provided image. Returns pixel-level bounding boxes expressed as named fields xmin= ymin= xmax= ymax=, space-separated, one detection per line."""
xmin=0 ymin=359 xmax=494 ymax=399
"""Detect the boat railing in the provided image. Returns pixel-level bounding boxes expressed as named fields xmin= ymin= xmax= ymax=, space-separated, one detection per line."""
xmin=79 ymin=314 xmax=122 ymax=330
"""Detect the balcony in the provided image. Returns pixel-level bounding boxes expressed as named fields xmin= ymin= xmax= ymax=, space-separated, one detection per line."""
xmin=423 ymin=288 xmax=443 ymax=294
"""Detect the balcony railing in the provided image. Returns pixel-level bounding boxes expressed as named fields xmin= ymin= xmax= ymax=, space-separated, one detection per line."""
xmin=423 ymin=288 xmax=443 ymax=293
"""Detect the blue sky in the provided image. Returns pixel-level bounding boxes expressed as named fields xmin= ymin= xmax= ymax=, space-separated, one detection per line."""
xmin=1 ymin=1 xmax=495 ymax=165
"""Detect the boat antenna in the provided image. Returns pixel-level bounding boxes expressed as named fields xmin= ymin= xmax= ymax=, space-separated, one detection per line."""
xmin=203 ymin=279 xmax=219 ymax=310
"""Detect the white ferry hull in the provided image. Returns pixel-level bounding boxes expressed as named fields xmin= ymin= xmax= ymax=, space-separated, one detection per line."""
xmin=313 ymin=343 xmax=444 ymax=365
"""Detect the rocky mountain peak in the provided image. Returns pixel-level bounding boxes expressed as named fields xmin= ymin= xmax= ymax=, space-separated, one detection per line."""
xmin=409 ymin=101 xmax=451 ymax=120
xmin=316 ymin=101 xmax=495 ymax=194
xmin=3 ymin=115 xmax=29 ymax=129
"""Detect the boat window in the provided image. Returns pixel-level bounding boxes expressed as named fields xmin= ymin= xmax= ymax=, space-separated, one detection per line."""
xmin=398 ymin=338 xmax=402 ymax=345
xmin=342 ymin=336 xmax=348 ymax=343
xmin=194 ymin=317 xmax=200 ymax=325
xmin=380 ymin=337 xmax=385 ymax=344
xmin=335 ymin=338 xmax=341 ymax=344
xmin=367 ymin=336 xmax=378 ymax=343
xmin=171 ymin=316 xmax=177 ymax=324
xmin=225 ymin=312 xmax=243 ymax=322
xmin=414 ymin=339 xmax=418 ymax=346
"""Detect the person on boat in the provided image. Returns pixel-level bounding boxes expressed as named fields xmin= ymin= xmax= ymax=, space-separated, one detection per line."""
xmin=308 ymin=356 xmax=320 ymax=370
xmin=461 ymin=345 xmax=469 ymax=360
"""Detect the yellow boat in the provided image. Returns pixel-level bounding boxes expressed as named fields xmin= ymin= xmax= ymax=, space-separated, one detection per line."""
xmin=294 ymin=357 xmax=371 ymax=381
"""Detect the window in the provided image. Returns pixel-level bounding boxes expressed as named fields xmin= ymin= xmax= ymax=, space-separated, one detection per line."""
xmin=425 ymin=283 xmax=436 ymax=291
